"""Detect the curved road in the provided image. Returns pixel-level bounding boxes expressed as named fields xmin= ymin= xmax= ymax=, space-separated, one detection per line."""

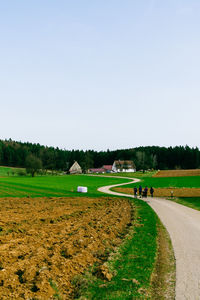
xmin=98 ymin=177 xmax=200 ymax=300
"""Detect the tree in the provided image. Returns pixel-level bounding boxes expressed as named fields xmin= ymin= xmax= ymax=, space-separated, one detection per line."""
xmin=25 ymin=154 xmax=42 ymax=177
xmin=135 ymin=151 xmax=146 ymax=171
xmin=80 ymin=151 xmax=94 ymax=173
xmin=151 ymin=154 xmax=157 ymax=170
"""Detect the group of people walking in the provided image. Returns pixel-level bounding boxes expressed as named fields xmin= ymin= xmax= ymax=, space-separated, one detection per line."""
xmin=133 ymin=185 xmax=154 ymax=198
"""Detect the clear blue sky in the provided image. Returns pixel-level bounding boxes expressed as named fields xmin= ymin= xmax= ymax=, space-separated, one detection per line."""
xmin=1 ymin=1 xmax=200 ymax=150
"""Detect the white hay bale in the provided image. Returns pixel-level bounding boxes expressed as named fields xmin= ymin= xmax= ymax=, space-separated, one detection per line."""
xmin=77 ymin=186 xmax=88 ymax=193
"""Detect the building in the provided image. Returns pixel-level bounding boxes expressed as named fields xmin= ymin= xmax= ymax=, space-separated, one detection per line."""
xmin=102 ymin=165 xmax=113 ymax=173
xmin=89 ymin=165 xmax=113 ymax=174
xmin=112 ymin=160 xmax=136 ymax=173
xmin=69 ymin=161 xmax=82 ymax=174
xmin=89 ymin=161 xmax=136 ymax=174
xmin=89 ymin=168 xmax=105 ymax=174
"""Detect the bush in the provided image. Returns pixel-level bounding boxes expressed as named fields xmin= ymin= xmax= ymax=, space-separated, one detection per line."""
xmin=17 ymin=170 xmax=27 ymax=176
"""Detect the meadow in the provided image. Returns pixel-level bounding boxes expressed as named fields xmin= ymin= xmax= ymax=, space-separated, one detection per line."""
xmin=124 ymin=176 xmax=200 ymax=189
xmin=0 ymin=166 xmax=23 ymax=176
xmin=100 ymin=171 xmax=200 ymax=188
xmin=0 ymin=175 xmax=132 ymax=198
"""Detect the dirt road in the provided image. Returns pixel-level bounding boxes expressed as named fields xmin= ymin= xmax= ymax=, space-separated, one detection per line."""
xmin=98 ymin=177 xmax=200 ymax=299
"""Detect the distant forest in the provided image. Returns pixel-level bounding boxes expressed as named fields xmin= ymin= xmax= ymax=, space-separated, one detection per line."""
xmin=0 ymin=139 xmax=200 ymax=172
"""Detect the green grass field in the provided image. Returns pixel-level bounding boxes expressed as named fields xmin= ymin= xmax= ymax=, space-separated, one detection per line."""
xmin=127 ymin=176 xmax=200 ymax=188
xmin=0 ymin=166 xmax=24 ymax=177
xmin=94 ymin=171 xmax=200 ymax=188
xmin=0 ymin=175 xmax=132 ymax=198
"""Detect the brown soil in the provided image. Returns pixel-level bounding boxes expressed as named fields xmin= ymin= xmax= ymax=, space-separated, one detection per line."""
xmin=154 ymin=169 xmax=200 ymax=177
xmin=114 ymin=187 xmax=200 ymax=197
xmin=0 ymin=196 xmax=132 ymax=299
xmin=151 ymin=220 xmax=175 ymax=299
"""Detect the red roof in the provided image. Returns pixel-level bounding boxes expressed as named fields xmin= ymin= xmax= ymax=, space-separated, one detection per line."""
xmin=89 ymin=168 xmax=105 ymax=173
xmin=103 ymin=165 xmax=112 ymax=171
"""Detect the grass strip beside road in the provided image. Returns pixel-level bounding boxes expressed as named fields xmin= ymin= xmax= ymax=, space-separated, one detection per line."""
xmin=72 ymin=197 xmax=170 ymax=299
xmin=151 ymin=218 xmax=175 ymax=299
xmin=168 ymin=197 xmax=200 ymax=211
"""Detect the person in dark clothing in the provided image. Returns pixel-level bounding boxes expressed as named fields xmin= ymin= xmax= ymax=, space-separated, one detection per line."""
xmin=144 ymin=186 xmax=148 ymax=198
xmin=133 ymin=186 xmax=137 ymax=198
xmin=150 ymin=187 xmax=154 ymax=197
xmin=139 ymin=185 xmax=142 ymax=197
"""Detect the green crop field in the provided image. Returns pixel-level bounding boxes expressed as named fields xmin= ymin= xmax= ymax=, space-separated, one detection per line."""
xmin=0 ymin=174 xmax=132 ymax=198
xmin=102 ymin=171 xmax=200 ymax=189
xmin=127 ymin=176 xmax=200 ymax=188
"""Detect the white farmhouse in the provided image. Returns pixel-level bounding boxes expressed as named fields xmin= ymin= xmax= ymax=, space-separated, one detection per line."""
xmin=112 ymin=160 xmax=136 ymax=173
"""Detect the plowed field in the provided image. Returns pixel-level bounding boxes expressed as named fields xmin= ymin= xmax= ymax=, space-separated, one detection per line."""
xmin=154 ymin=169 xmax=200 ymax=177
xmin=115 ymin=187 xmax=200 ymax=197
xmin=0 ymin=196 xmax=132 ymax=299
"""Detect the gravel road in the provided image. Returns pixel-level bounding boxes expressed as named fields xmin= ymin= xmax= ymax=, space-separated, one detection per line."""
xmin=149 ymin=197 xmax=200 ymax=300
xmin=98 ymin=177 xmax=200 ymax=299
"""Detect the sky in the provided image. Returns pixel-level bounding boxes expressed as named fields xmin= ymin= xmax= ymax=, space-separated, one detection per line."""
xmin=0 ymin=0 xmax=200 ymax=151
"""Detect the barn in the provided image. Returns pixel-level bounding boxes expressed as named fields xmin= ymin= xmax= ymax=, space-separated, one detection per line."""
xmin=69 ymin=161 xmax=82 ymax=174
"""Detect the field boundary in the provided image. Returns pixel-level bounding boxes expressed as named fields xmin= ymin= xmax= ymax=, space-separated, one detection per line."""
xmin=154 ymin=169 xmax=200 ymax=177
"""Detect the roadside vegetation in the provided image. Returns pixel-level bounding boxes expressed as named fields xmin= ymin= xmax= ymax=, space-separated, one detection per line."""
xmin=168 ymin=197 xmax=200 ymax=211
xmin=72 ymin=197 xmax=173 ymax=299
xmin=150 ymin=219 xmax=175 ymax=299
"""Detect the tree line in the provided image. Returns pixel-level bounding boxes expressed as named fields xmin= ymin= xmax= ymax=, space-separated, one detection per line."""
xmin=0 ymin=139 xmax=199 ymax=173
